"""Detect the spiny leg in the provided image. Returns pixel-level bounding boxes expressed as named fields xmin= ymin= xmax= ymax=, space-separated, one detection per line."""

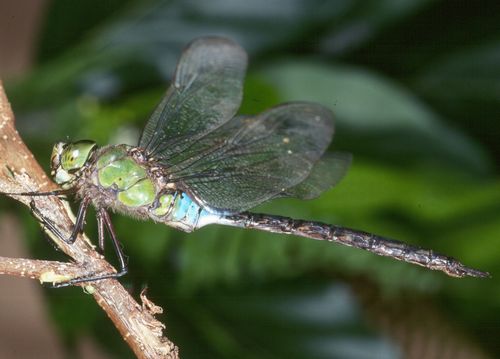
xmin=11 ymin=188 xmax=77 ymax=246
xmin=5 ymin=188 xmax=129 ymax=285
xmin=28 ymin=200 xmax=128 ymax=287
xmin=52 ymin=209 xmax=129 ymax=288
xmin=27 ymin=199 xmax=102 ymax=287
xmin=29 ymin=200 xmax=65 ymax=252
xmin=29 ymin=196 xmax=91 ymax=244
xmin=68 ymin=196 xmax=91 ymax=243
xmin=1 ymin=188 xmax=72 ymax=197
xmin=100 ymin=208 xmax=128 ymax=277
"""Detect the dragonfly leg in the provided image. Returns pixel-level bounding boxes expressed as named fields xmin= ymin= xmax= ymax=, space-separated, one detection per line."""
xmin=1 ymin=188 xmax=72 ymax=197
xmin=67 ymin=196 xmax=91 ymax=243
xmin=100 ymin=208 xmax=129 ymax=276
xmin=29 ymin=197 xmax=90 ymax=244
xmin=28 ymin=199 xmax=128 ymax=287
xmin=29 ymin=200 xmax=63 ymax=252
xmin=51 ymin=268 xmax=128 ymax=288
xmin=51 ymin=209 xmax=129 ymax=287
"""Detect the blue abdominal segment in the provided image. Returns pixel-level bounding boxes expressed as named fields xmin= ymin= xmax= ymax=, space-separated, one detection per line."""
xmin=169 ymin=192 xmax=220 ymax=230
xmin=173 ymin=193 xmax=199 ymax=221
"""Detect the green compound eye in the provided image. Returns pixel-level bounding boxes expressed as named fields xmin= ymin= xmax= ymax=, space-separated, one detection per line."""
xmin=60 ymin=140 xmax=97 ymax=171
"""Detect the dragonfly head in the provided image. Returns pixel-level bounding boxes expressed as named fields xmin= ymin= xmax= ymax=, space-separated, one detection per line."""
xmin=50 ymin=140 xmax=97 ymax=189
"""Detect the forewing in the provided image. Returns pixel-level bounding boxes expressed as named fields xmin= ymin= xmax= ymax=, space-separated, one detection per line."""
xmin=168 ymin=102 xmax=334 ymax=212
xmin=139 ymin=37 xmax=247 ymax=160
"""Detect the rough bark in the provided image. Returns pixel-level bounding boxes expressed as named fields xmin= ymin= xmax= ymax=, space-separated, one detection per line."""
xmin=0 ymin=81 xmax=179 ymax=359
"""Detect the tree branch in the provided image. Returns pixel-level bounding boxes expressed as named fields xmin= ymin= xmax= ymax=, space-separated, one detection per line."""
xmin=0 ymin=256 xmax=83 ymax=282
xmin=0 ymin=81 xmax=179 ymax=359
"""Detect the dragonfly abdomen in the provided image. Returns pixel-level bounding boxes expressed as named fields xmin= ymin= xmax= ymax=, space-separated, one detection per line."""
xmin=218 ymin=212 xmax=488 ymax=278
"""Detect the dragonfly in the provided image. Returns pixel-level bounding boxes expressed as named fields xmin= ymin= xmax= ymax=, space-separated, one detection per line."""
xmin=2 ymin=37 xmax=488 ymax=286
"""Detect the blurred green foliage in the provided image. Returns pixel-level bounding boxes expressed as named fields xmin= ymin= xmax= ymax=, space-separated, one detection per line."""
xmin=2 ymin=0 xmax=500 ymax=358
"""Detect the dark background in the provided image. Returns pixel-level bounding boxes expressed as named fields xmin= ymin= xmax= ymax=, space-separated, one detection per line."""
xmin=0 ymin=1 xmax=499 ymax=358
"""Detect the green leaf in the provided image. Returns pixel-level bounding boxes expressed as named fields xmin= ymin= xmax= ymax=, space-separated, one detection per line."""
xmin=163 ymin=280 xmax=399 ymax=359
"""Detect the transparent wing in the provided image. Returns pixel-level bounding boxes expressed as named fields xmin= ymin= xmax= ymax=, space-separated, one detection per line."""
xmin=281 ymin=152 xmax=352 ymax=200
xmin=167 ymin=102 xmax=335 ymax=212
xmin=139 ymin=37 xmax=247 ymax=160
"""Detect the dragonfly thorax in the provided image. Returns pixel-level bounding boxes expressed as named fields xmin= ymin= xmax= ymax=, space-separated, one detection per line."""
xmin=50 ymin=140 xmax=97 ymax=189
